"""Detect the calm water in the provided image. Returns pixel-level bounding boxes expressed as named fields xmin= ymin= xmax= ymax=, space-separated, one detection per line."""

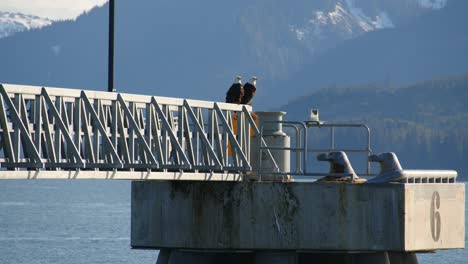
xmin=0 ymin=180 xmax=466 ymax=264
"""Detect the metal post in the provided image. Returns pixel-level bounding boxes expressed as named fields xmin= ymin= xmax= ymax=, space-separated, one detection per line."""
xmin=330 ymin=127 xmax=335 ymax=150
xmin=108 ymin=0 xmax=115 ymax=92
xmin=293 ymin=125 xmax=301 ymax=174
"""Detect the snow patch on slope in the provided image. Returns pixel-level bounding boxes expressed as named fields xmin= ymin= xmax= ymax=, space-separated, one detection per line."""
xmin=343 ymin=0 xmax=375 ymax=31
xmin=343 ymin=0 xmax=395 ymax=31
xmin=291 ymin=2 xmax=395 ymax=43
xmin=372 ymin=12 xmax=394 ymax=29
xmin=417 ymin=0 xmax=448 ymax=9
xmin=0 ymin=12 xmax=52 ymax=38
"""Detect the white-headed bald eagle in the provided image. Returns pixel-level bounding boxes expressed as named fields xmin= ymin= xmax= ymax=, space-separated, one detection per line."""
xmin=225 ymin=76 xmax=244 ymax=104
xmin=241 ymin=77 xmax=257 ymax=105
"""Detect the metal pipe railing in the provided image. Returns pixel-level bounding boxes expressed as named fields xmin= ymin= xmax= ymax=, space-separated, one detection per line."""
xmin=306 ymin=123 xmax=372 ymax=175
xmin=258 ymin=121 xmax=373 ymax=177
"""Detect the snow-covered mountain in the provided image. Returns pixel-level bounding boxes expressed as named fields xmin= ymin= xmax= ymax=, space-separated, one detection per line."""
xmin=0 ymin=0 xmax=458 ymax=106
xmin=0 ymin=12 xmax=52 ymax=38
xmin=289 ymin=0 xmax=449 ymax=55
xmin=289 ymin=3 xmax=394 ymax=55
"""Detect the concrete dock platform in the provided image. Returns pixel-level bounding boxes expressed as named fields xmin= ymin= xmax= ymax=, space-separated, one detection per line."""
xmin=131 ymin=181 xmax=464 ymax=253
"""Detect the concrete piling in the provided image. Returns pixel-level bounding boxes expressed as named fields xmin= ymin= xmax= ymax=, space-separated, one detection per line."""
xmin=156 ymin=250 xmax=419 ymax=264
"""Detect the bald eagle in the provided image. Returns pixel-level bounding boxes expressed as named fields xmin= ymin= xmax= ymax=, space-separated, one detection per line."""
xmin=225 ymin=76 xmax=244 ymax=104
xmin=241 ymin=77 xmax=257 ymax=105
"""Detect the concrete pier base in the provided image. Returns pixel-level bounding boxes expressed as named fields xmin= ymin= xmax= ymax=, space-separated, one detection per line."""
xmin=254 ymin=251 xmax=297 ymax=264
xmin=156 ymin=249 xmax=171 ymax=264
xmin=388 ymin=252 xmax=419 ymax=264
xmin=298 ymin=252 xmax=392 ymax=264
xmin=155 ymin=250 xmax=418 ymax=264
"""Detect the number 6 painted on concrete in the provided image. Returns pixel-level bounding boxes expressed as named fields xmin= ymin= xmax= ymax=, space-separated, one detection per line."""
xmin=430 ymin=191 xmax=441 ymax=242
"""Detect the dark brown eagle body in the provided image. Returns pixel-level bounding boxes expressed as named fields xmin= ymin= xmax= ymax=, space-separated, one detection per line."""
xmin=226 ymin=83 xmax=244 ymax=104
xmin=241 ymin=82 xmax=256 ymax=105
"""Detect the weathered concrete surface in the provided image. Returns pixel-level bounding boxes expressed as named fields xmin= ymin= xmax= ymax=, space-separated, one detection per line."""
xmin=131 ymin=181 xmax=464 ymax=252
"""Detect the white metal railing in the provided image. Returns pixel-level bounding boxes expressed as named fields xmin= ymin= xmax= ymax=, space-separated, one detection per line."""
xmin=258 ymin=121 xmax=372 ymax=177
xmin=257 ymin=120 xmax=457 ymax=183
xmin=0 ymin=84 xmax=274 ymax=175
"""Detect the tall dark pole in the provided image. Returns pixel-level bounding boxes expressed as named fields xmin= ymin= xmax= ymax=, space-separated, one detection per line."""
xmin=108 ymin=0 xmax=115 ymax=92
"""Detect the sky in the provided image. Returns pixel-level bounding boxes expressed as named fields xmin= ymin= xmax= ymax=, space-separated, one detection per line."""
xmin=0 ymin=0 xmax=108 ymax=20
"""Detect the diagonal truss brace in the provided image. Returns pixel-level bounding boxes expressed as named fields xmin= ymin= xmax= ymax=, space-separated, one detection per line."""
xmin=117 ymin=94 xmax=158 ymax=168
xmin=242 ymin=106 xmax=279 ymax=172
xmin=214 ymin=103 xmax=250 ymax=170
xmin=151 ymin=97 xmax=191 ymax=169
xmin=0 ymin=93 xmax=15 ymax=162
xmin=184 ymin=100 xmax=222 ymax=170
xmin=81 ymin=91 xmax=123 ymax=168
xmin=0 ymin=84 xmax=42 ymax=167
xmin=42 ymin=88 xmax=84 ymax=167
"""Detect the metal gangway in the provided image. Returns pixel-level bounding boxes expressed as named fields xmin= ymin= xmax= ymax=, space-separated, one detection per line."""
xmin=0 ymin=84 xmax=276 ymax=180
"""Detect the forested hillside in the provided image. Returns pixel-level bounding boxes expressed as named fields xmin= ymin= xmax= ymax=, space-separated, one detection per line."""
xmin=281 ymin=72 xmax=468 ymax=179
